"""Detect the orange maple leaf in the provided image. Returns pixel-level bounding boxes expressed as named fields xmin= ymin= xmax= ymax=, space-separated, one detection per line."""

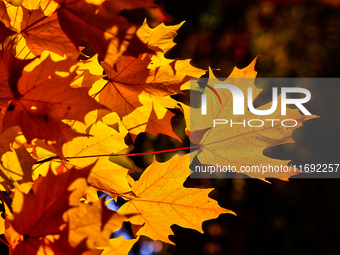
xmin=94 ymin=57 xmax=188 ymax=141
xmin=22 ymin=7 xmax=77 ymax=57
xmin=5 ymin=164 xmax=94 ymax=254
xmin=84 ymin=20 xmax=204 ymax=141
xmin=2 ymin=56 xmax=106 ymax=156
xmin=98 ymin=56 xmax=186 ymax=117
xmin=5 ymin=163 xmax=129 ymax=254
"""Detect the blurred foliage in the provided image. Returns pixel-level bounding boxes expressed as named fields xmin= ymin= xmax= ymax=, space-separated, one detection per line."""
xmin=246 ymin=1 xmax=340 ymax=77
xmin=159 ymin=0 xmax=340 ymax=77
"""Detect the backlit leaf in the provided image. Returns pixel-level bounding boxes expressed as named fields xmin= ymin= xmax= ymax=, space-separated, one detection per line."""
xmin=118 ymin=154 xmax=234 ymax=244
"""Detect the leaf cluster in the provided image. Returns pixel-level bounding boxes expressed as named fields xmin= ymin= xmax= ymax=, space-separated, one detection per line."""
xmin=0 ymin=0 xmax=316 ymax=254
xmin=0 ymin=0 xmax=234 ymax=254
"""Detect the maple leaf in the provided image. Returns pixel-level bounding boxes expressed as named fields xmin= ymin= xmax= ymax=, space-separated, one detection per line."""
xmin=61 ymin=116 xmax=132 ymax=197
xmin=92 ymin=57 xmax=186 ymax=141
xmin=91 ymin=20 xmax=204 ymax=115
xmin=85 ymin=21 xmax=205 ymax=141
xmin=5 ymin=4 xmax=78 ymax=57
xmin=94 ymin=56 xmax=203 ymax=141
xmin=118 ymin=154 xmax=234 ymax=244
xmin=55 ymin=0 xmax=154 ymax=62
xmin=5 ymin=164 xmax=94 ymax=254
xmin=190 ymin=58 xmax=317 ymax=179
xmin=97 ymin=56 xmax=186 ymax=117
xmin=5 ymin=163 xmax=129 ymax=254
xmin=136 ymin=19 xmax=185 ymax=53
xmin=2 ymin=56 xmax=106 ymax=157
xmin=135 ymin=21 xmax=206 ymax=74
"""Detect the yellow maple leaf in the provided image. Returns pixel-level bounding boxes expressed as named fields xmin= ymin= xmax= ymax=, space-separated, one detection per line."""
xmin=136 ymin=20 xmax=206 ymax=74
xmin=118 ymin=153 xmax=234 ymax=244
xmin=190 ymin=58 xmax=317 ymax=179
xmin=61 ymin=116 xmax=132 ymax=196
xmin=136 ymin=19 xmax=185 ymax=53
xmin=5 ymin=4 xmax=78 ymax=58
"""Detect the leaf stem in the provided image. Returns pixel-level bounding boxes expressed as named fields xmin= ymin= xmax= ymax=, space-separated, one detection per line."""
xmin=0 ymin=236 xmax=9 ymax=247
xmin=34 ymin=145 xmax=201 ymax=164
xmin=65 ymin=145 xmax=200 ymax=159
